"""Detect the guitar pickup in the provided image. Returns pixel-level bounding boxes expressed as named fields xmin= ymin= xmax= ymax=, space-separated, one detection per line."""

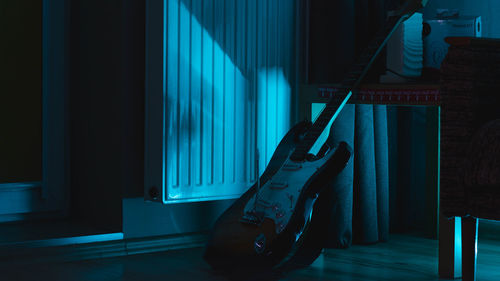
xmin=240 ymin=211 xmax=264 ymax=226
xmin=270 ymin=181 xmax=288 ymax=189
xmin=282 ymin=163 xmax=302 ymax=171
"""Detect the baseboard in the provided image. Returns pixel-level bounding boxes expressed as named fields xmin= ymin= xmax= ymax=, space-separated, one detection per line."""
xmin=0 ymin=232 xmax=208 ymax=266
xmin=125 ymin=233 xmax=207 ymax=255
xmin=0 ymin=232 xmax=124 ymax=248
xmin=0 ymin=210 xmax=68 ymax=223
xmin=0 ymin=182 xmax=67 ymax=222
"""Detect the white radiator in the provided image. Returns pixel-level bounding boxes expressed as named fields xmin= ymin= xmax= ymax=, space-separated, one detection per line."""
xmin=145 ymin=0 xmax=295 ymax=203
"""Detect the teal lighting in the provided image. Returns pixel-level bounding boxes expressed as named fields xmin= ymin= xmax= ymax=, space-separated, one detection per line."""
xmin=165 ymin=0 xmax=247 ymax=201
xmin=455 ymin=217 xmax=462 ymax=268
xmin=257 ymin=68 xmax=291 ymax=174
xmin=162 ymin=0 xmax=293 ymax=202
xmin=309 ymin=103 xmax=331 ymax=156
xmin=309 ymin=91 xmax=352 ymax=156
xmin=6 ymin=233 xmax=124 ymax=248
xmin=162 ymin=0 xmax=292 ymax=202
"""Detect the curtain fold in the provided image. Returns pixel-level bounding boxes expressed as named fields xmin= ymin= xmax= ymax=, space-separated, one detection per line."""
xmin=319 ymin=104 xmax=390 ymax=247
xmin=308 ymin=0 xmax=390 ymax=247
xmin=374 ymin=105 xmax=390 ymax=242
xmin=353 ymin=104 xmax=379 ymax=244
xmin=324 ymin=104 xmax=355 ymax=248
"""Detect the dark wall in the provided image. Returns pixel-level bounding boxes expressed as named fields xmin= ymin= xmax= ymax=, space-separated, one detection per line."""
xmin=0 ymin=0 xmax=42 ymax=183
xmin=307 ymin=0 xmax=355 ymax=83
xmin=121 ymin=0 xmax=146 ymax=199
xmin=69 ymin=0 xmax=146 ymax=230
xmin=307 ymin=0 xmax=387 ymax=84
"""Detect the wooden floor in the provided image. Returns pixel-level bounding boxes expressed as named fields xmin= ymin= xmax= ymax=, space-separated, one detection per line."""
xmin=1 ymin=234 xmax=499 ymax=281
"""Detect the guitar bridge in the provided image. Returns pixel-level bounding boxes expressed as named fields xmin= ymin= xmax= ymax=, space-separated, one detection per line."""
xmin=240 ymin=211 xmax=264 ymax=226
xmin=282 ymin=163 xmax=302 ymax=171
xmin=270 ymin=181 xmax=288 ymax=189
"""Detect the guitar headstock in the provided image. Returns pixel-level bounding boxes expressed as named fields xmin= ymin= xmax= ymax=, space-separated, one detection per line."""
xmin=396 ymin=0 xmax=429 ymax=18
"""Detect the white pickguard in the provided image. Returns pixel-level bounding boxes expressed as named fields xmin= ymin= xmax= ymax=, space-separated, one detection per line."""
xmin=243 ymin=147 xmax=336 ymax=234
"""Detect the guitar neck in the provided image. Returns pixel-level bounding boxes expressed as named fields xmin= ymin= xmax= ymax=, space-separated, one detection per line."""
xmin=290 ymin=15 xmax=410 ymax=162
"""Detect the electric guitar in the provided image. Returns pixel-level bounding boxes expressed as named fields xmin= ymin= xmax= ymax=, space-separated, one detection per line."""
xmin=204 ymin=0 xmax=429 ymax=270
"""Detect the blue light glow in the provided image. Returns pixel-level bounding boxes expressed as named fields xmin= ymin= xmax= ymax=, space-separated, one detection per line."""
xmin=309 ymin=91 xmax=352 ymax=156
xmin=162 ymin=0 xmax=292 ymax=202
xmin=4 ymin=233 xmax=124 ymax=248
xmin=257 ymin=68 xmax=291 ymax=174
xmin=164 ymin=0 xmax=291 ymax=203
xmin=455 ymin=216 xmax=462 ymax=265
xmin=309 ymin=103 xmax=331 ymax=156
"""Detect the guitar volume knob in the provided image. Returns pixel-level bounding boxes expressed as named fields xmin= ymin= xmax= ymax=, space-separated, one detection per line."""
xmin=254 ymin=233 xmax=266 ymax=254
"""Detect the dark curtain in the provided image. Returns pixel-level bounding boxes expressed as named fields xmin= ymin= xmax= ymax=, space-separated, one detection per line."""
xmin=307 ymin=0 xmax=390 ymax=247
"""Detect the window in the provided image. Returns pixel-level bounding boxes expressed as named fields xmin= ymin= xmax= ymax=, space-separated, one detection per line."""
xmin=0 ymin=0 xmax=68 ymax=221
xmin=0 ymin=1 xmax=42 ymax=185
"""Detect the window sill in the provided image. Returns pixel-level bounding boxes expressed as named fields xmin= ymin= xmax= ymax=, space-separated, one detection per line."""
xmin=0 ymin=181 xmax=41 ymax=192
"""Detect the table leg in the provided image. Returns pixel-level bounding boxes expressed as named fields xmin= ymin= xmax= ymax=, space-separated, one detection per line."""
xmin=462 ymin=216 xmax=478 ymax=281
xmin=439 ymin=216 xmax=462 ymax=279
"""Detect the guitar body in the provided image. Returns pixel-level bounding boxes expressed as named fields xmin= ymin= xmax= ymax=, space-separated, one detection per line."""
xmin=204 ymin=0 xmax=428 ymax=271
xmin=204 ymin=121 xmax=352 ymax=270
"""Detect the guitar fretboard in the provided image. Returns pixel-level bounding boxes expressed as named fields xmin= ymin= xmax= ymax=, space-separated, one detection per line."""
xmin=290 ymin=15 xmax=409 ymax=161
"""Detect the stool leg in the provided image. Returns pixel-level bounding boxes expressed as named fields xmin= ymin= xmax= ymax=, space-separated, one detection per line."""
xmin=462 ymin=217 xmax=478 ymax=281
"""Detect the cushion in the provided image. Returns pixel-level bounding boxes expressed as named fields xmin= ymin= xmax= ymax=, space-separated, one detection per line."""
xmin=463 ymin=119 xmax=500 ymax=189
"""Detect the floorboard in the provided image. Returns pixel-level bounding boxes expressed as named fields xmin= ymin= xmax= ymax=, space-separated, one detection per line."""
xmin=1 ymin=234 xmax=499 ymax=281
